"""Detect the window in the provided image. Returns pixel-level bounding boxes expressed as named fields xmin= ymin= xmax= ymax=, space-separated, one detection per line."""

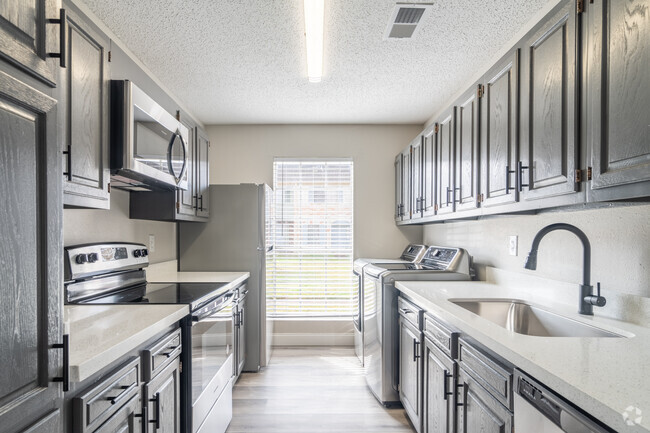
xmin=268 ymin=159 xmax=355 ymax=317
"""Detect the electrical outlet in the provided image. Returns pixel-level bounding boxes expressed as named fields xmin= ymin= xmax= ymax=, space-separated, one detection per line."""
xmin=508 ymin=235 xmax=518 ymax=256
xmin=149 ymin=234 xmax=156 ymax=253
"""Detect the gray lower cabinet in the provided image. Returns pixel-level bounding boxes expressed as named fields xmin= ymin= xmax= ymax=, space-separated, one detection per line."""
xmin=457 ymin=368 xmax=513 ymax=433
xmin=0 ymin=0 xmax=60 ymax=85
xmin=93 ymin=395 xmax=142 ymax=433
xmin=234 ymin=289 xmax=248 ymax=379
xmin=0 ymin=69 xmax=63 ymax=433
xmin=399 ymin=311 xmax=423 ymax=432
xmin=423 ymin=337 xmax=455 ymax=433
xmin=60 ymin=1 xmax=110 ymax=209
xmin=144 ymin=358 xmax=181 ymax=433
xmin=585 ymin=0 xmax=650 ymax=201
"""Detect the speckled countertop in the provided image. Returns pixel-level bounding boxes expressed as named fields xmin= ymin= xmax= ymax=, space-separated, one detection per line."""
xmin=395 ymin=269 xmax=650 ymax=433
xmin=64 ymin=304 xmax=188 ymax=383
xmin=146 ymin=260 xmax=249 ymax=286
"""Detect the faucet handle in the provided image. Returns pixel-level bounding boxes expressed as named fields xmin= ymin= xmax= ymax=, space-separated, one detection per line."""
xmin=585 ymin=282 xmax=607 ymax=308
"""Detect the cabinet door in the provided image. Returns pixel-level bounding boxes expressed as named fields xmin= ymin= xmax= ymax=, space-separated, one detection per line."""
xmin=94 ymin=395 xmax=143 ymax=433
xmin=61 ymin=4 xmax=110 ymax=209
xmin=421 ymin=125 xmax=436 ymax=217
xmin=586 ymin=0 xmax=650 ymax=201
xmin=454 ymin=84 xmax=481 ymax=212
xmin=0 ymin=71 xmax=62 ymax=433
xmin=196 ymin=128 xmax=210 ymax=218
xmin=177 ymin=122 xmax=196 ymax=217
xmin=0 ymin=0 xmax=59 ymax=85
xmin=520 ymin=0 xmax=580 ymax=204
xmin=457 ymin=369 xmax=513 ymax=433
xmin=411 ymin=136 xmax=423 ymax=219
xmin=145 ymin=358 xmax=181 ymax=433
xmin=423 ymin=338 xmax=455 ymax=433
xmin=436 ymin=108 xmax=456 ymax=215
xmin=481 ymin=50 xmax=520 ymax=209
xmin=399 ymin=318 xmax=422 ymax=433
xmin=401 ymin=148 xmax=412 ymax=220
xmin=395 ymin=154 xmax=403 ymax=221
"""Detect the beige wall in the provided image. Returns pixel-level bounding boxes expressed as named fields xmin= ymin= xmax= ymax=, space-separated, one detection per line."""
xmin=423 ymin=203 xmax=650 ymax=298
xmin=63 ymin=189 xmax=177 ymax=264
xmin=206 ymin=124 xmax=423 ymax=258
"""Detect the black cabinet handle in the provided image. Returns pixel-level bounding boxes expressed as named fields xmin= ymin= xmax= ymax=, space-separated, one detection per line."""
xmin=446 ymin=187 xmax=451 ymax=205
xmin=456 ymin=383 xmax=466 ymax=407
xmin=52 ymin=334 xmax=69 ymax=392
xmin=62 ymin=144 xmax=72 ymax=180
xmin=517 ymin=160 xmax=529 ymax=192
xmin=505 ymin=165 xmax=516 ymax=193
xmin=454 ymin=187 xmax=461 ymax=203
xmin=107 ymin=382 xmax=136 ymax=406
xmin=192 ymin=195 xmax=198 ymax=209
xmin=135 ymin=405 xmax=148 ymax=433
xmin=47 ymin=9 xmax=67 ymax=68
xmin=199 ymin=195 xmax=204 ymax=211
xmin=413 ymin=340 xmax=420 ymax=362
xmin=443 ymin=370 xmax=453 ymax=400
xmin=150 ymin=393 xmax=161 ymax=429
xmin=239 ymin=308 xmax=244 ymax=327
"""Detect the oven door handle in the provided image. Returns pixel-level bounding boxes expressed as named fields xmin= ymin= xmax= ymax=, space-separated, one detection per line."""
xmin=192 ymin=293 xmax=234 ymax=322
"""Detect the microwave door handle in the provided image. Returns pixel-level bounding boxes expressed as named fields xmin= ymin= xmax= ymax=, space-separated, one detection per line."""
xmin=167 ymin=131 xmax=188 ymax=184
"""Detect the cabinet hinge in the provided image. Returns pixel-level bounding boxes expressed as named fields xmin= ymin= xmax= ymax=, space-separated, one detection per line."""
xmin=434 ymin=124 xmax=439 ymax=134
xmin=108 ymin=182 xmax=111 ymax=193
xmin=434 ymin=203 xmax=439 ymax=211
xmin=577 ymin=0 xmax=584 ymax=13
xmin=175 ymin=110 xmax=181 ymax=121
xmin=179 ymin=361 xmax=182 ymax=373
xmin=176 ymin=201 xmax=180 ymax=211
xmin=587 ymin=166 xmax=592 ymax=181
xmin=477 ymin=193 xmax=484 ymax=203
xmin=477 ymin=84 xmax=484 ymax=99
xmin=575 ymin=169 xmax=582 ymax=183
xmin=108 ymin=51 xmax=112 ymax=62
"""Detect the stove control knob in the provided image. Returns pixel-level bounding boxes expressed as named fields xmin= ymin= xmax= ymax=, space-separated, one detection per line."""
xmin=75 ymin=254 xmax=88 ymax=264
xmin=88 ymin=253 xmax=99 ymax=263
xmin=133 ymin=249 xmax=142 ymax=258
xmin=141 ymin=249 xmax=148 ymax=257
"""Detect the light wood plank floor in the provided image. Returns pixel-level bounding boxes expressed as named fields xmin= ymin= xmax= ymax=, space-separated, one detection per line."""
xmin=226 ymin=347 xmax=415 ymax=433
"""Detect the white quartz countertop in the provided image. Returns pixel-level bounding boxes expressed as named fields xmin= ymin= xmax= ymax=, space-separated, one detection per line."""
xmin=64 ymin=304 xmax=189 ymax=383
xmin=395 ymin=273 xmax=650 ymax=433
xmin=147 ymin=260 xmax=249 ymax=286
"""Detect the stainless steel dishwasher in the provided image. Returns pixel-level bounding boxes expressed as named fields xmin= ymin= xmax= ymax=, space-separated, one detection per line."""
xmin=514 ymin=370 xmax=614 ymax=433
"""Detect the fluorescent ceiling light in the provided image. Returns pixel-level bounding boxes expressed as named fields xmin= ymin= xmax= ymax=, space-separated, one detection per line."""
xmin=304 ymin=0 xmax=324 ymax=83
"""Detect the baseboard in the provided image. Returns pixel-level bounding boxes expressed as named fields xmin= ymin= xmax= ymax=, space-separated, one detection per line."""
xmin=272 ymin=333 xmax=354 ymax=346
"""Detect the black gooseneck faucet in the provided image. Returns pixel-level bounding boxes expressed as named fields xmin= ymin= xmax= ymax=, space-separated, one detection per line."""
xmin=524 ymin=223 xmax=606 ymax=315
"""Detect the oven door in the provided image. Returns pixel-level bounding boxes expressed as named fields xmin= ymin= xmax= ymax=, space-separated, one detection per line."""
xmin=191 ymin=295 xmax=234 ymax=432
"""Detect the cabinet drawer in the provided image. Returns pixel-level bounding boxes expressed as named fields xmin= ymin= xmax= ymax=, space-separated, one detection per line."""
xmin=72 ymin=357 xmax=141 ymax=433
xmin=423 ymin=313 xmax=458 ymax=359
xmin=142 ymin=328 xmax=182 ymax=382
xmin=458 ymin=338 xmax=512 ymax=410
xmin=398 ymin=297 xmax=422 ymax=329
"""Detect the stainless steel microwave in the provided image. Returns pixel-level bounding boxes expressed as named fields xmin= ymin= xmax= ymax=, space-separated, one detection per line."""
xmin=110 ymin=80 xmax=188 ymax=191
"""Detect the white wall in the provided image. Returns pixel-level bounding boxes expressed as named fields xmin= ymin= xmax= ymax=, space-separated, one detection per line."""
xmin=423 ymin=203 xmax=650 ymax=298
xmin=63 ymin=189 xmax=177 ymax=264
xmin=206 ymin=124 xmax=423 ymax=259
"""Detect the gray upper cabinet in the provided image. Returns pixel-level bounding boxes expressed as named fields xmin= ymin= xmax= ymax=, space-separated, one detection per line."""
xmin=436 ymin=107 xmax=456 ymax=215
xmin=177 ymin=120 xmax=197 ymax=218
xmin=585 ymin=0 xmax=650 ymax=201
xmin=60 ymin=2 xmax=110 ymax=209
xmin=411 ymin=136 xmax=423 ymax=219
xmin=519 ymin=0 xmax=581 ymax=206
xmin=421 ymin=125 xmax=437 ymax=218
xmin=196 ymin=127 xmax=210 ymax=218
xmin=402 ymin=148 xmax=412 ymax=220
xmin=0 ymin=70 xmax=63 ymax=433
xmin=395 ymin=153 xmax=404 ymax=221
xmin=454 ymin=83 xmax=481 ymax=213
xmin=481 ymin=49 xmax=520 ymax=210
xmin=0 ymin=0 xmax=60 ymax=85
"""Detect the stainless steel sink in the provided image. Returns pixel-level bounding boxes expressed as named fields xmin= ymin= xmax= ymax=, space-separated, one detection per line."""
xmin=450 ymin=299 xmax=624 ymax=338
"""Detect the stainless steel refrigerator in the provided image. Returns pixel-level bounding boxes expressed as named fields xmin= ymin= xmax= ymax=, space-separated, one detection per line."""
xmin=178 ymin=184 xmax=274 ymax=371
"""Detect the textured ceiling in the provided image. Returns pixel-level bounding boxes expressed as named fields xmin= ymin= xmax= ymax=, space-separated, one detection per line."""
xmin=82 ymin=0 xmax=551 ymax=124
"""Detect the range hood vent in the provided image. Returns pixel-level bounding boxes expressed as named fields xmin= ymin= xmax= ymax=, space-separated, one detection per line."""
xmin=384 ymin=3 xmax=433 ymax=39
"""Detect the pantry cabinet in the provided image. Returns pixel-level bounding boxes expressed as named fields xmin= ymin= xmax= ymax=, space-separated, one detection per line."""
xmin=585 ymin=0 xmax=650 ymax=201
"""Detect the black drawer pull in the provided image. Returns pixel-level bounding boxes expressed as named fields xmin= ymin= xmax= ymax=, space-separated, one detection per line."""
xmin=443 ymin=371 xmax=453 ymax=400
xmin=107 ymin=382 xmax=136 ymax=405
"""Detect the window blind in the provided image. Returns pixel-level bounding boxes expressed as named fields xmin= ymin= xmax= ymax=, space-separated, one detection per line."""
xmin=268 ymin=159 xmax=356 ymax=317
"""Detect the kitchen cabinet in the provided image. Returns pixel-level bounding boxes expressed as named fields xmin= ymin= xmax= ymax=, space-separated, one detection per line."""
xmin=423 ymin=337 xmax=455 ymax=433
xmin=421 ymin=125 xmax=437 ymax=218
xmin=92 ymin=395 xmax=142 ymax=433
xmin=0 ymin=0 xmax=60 ymax=85
xmin=0 ymin=69 xmax=63 ymax=433
xmin=411 ymin=135 xmax=424 ymax=219
xmin=480 ymin=49 xmax=520 ymax=210
xmin=519 ymin=0 xmax=581 ymax=206
xmin=398 ymin=298 xmax=423 ymax=432
xmin=436 ymin=107 xmax=456 ymax=216
xmin=457 ymin=368 xmax=513 ymax=433
xmin=395 ymin=148 xmax=411 ymax=221
xmin=234 ymin=288 xmax=248 ymax=379
xmin=60 ymin=2 xmax=110 ymax=209
xmin=454 ymin=83 xmax=481 ymax=213
xmin=395 ymin=153 xmax=403 ymax=221
xmin=129 ymin=125 xmax=210 ymax=222
xmin=144 ymin=358 xmax=181 ymax=433
xmin=585 ymin=0 xmax=650 ymax=201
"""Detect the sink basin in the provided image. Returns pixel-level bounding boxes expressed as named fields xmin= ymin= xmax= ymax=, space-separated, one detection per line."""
xmin=450 ymin=299 xmax=624 ymax=338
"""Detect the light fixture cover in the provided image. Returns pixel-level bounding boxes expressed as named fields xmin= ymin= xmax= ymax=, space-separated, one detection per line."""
xmin=304 ymin=0 xmax=324 ymax=82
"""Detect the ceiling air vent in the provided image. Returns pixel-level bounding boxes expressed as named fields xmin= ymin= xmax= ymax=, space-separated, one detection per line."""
xmin=384 ymin=3 xmax=433 ymax=39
